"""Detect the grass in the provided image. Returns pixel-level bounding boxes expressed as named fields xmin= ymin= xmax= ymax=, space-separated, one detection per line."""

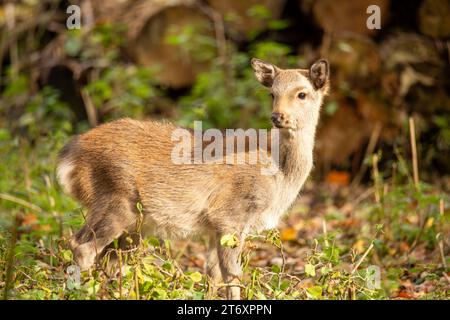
xmin=0 ymin=123 xmax=449 ymax=300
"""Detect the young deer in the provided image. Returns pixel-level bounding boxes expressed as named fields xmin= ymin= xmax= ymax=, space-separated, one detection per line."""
xmin=57 ymin=58 xmax=329 ymax=300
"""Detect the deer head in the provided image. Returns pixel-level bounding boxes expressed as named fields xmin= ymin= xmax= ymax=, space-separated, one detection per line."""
xmin=251 ymin=58 xmax=329 ymax=131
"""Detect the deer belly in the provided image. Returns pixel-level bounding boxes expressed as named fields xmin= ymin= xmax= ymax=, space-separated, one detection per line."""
xmin=139 ymin=198 xmax=208 ymax=239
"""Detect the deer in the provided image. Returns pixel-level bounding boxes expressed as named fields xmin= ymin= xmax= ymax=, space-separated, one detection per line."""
xmin=56 ymin=58 xmax=329 ymax=300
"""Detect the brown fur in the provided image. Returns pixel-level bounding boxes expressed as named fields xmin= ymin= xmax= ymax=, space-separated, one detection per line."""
xmin=57 ymin=58 xmax=329 ymax=299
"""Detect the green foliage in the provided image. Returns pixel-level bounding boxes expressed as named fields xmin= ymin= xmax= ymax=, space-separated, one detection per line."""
xmin=178 ymin=53 xmax=271 ymax=129
xmin=0 ymin=123 xmax=448 ymax=299
xmin=165 ymin=22 xmax=216 ymax=63
xmin=85 ymin=65 xmax=160 ymax=120
xmin=22 ymin=87 xmax=74 ymax=137
xmin=64 ymin=23 xmax=126 ymax=61
xmin=178 ymin=41 xmax=295 ymax=130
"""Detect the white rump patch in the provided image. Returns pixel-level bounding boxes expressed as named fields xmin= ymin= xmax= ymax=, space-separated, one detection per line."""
xmin=57 ymin=160 xmax=75 ymax=194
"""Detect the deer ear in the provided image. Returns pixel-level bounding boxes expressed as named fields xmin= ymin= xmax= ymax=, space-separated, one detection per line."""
xmin=309 ymin=59 xmax=329 ymax=90
xmin=251 ymin=58 xmax=278 ymax=87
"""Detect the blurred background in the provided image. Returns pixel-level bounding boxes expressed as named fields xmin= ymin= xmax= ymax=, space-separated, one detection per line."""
xmin=0 ymin=0 xmax=449 ymax=300
xmin=1 ymin=0 xmax=449 ymax=182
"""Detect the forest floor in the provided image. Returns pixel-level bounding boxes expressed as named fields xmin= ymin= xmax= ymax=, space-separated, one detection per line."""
xmin=0 ymin=128 xmax=449 ymax=299
xmin=1 ymin=168 xmax=449 ymax=299
xmin=176 ymin=181 xmax=450 ymax=300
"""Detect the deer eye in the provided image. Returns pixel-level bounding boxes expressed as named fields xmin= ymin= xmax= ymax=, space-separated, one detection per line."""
xmin=298 ymin=92 xmax=306 ymax=100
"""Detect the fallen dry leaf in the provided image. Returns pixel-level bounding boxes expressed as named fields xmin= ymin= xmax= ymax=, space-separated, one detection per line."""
xmin=353 ymin=239 xmax=366 ymax=254
xmin=396 ymin=291 xmax=415 ymax=299
xmin=21 ymin=213 xmax=38 ymax=227
xmin=281 ymin=228 xmax=297 ymax=241
xmin=325 ymin=170 xmax=350 ymax=187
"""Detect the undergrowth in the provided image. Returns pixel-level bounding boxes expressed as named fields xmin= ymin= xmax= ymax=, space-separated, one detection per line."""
xmin=0 ymin=124 xmax=448 ymax=299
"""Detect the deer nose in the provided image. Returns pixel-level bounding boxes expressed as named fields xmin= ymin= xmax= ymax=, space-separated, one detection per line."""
xmin=271 ymin=113 xmax=283 ymax=125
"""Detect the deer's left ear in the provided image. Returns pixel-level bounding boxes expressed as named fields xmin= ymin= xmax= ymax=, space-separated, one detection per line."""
xmin=251 ymin=58 xmax=279 ymax=88
xmin=309 ymin=59 xmax=329 ymax=91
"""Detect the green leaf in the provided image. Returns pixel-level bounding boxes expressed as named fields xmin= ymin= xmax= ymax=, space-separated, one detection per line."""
xmin=152 ymin=288 xmax=167 ymax=299
xmin=64 ymin=34 xmax=82 ymax=57
xmin=320 ymin=266 xmax=331 ymax=275
xmin=189 ymin=271 xmax=203 ymax=283
xmin=265 ymin=229 xmax=281 ymax=248
xmin=192 ymin=291 xmax=204 ymax=300
xmin=322 ymin=245 xmax=340 ymax=265
xmin=148 ymin=237 xmax=160 ymax=247
xmin=162 ymin=261 xmax=173 ymax=272
xmin=306 ymin=286 xmax=323 ymax=299
xmin=85 ymin=280 xmax=100 ymax=296
xmin=61 ymin=249 xmax=73 ymax=262
xmin=256 ymin=291 xmax=267 ymax=300
xmin=247 ymin=4 xmax=272 ymax=19
xmin=305 ymin=264 xmax=316 ymax=277
xmin=271 ymin=264 xmax=281 ymax=274
xmin=325 ymin=101 xmax=338 ymax=116
xmin=268 ymin=19 xmax=290 ymax=30
xmin=280 ymin=280 xmax=290 ymax=291
xmin=375 ymin=224 xmax=384 ymax=233
xmin=220 ymin=233 xmax=240 ymax=248
xmin=136 ymin=202 xmax=144 ymax=213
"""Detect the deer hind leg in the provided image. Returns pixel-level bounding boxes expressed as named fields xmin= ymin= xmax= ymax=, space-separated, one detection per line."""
xmin=206 ymin=234 xmax=222 ymax=299
xmin=215 ymin=230 xmax=246 ymax=300
xmin=69 ymin=197 xmax=136 ymax=271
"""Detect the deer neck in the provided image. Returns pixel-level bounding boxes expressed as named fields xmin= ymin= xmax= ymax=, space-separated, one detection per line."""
xmin=277 ymin=123 xmax=317 ymax=183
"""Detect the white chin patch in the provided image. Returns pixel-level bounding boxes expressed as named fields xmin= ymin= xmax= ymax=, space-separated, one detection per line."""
xmin=57 ymin=160 xmax=75 ymax=194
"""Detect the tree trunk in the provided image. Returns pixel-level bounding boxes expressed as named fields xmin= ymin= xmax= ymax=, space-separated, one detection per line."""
xmin=311 ymin=0 xmax=390 ymax=36
xmin=208 ymin=0 xmax=285 ymax=40
xmin=94 ymin=0 xmax=215 ymax=88
xmin=418 ymin=0 xmax=450 ymax=38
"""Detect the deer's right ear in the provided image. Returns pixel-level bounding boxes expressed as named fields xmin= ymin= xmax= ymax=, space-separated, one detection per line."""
xmin=309 ymin=59 xmax=329 ymax=91
xmin=251 ymin=58 xmax=278 ymax=87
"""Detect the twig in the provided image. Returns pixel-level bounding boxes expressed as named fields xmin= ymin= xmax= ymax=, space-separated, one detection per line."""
xmin=200 ymin=3 xmax=233 ymax=97
xmin=3 ymin=214 xmax=20 ymax=300
xmin=5 ymin=1 xmax=18 ymax=79
xmin=209 ymin=8 xmax=227 ymax=67
xmin=118 ymin=249 xmax=123 ymax=300
xmin=81 ymin=215 xmax=99 ymax=263
xmin=447 ymin=41 xmax=450 ymax=65
xmin=278 ymin=240 xmax=286 ymax=289
xmin=134 ymin=265 xmax=140 ymax=300
xmin=18 ymin=270 xmax=38 ymax=283
xmin=409 ymin=117 xmax=419 ymax=189
xmin=351 ymin=242 xmax=374 ymax=275
xmin=351 ymin=122 xmax=382 ymax=187
xmin=407 ymin=217 xmax=425 ymax=255
xmin=215 ymin=283 xmax=246 ymax=289
xmin=372 ymin=154 xmax=381 ymax=205
xmin=322 ymin=220 xmax=329 ymax=247
xmin=81 ymin=0 xmax=95 ymax=29
xmin=81 ymin=88 xmax=98 ymax=127
xmin=261 ymin=270 xmax=303 ymax=284
xmin=438 ymin=199 xmax=447 ymax=270
xmin=320 ymin=31 xmax=332 ymax=57
xmin=0 ymin=11 xmax=57 ymax=70
xmin=151 ymin=251 xmax=184 ymax=277
xmin=351 ymin=187 xmax=375 ymax=206
xmin=0 ymin=193 xmax=43 ymax=212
